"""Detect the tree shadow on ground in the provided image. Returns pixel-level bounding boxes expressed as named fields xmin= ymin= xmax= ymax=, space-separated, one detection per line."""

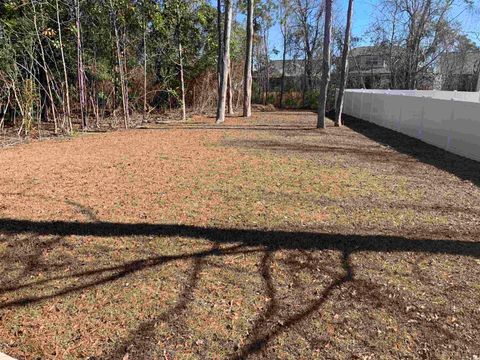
xmin=0 ymin=219 xmax=479 ymax=358
xmin=342 ymin=115 xmax=480 ymax=187
xmin=0 ymin=219 xmax=478 ymax=258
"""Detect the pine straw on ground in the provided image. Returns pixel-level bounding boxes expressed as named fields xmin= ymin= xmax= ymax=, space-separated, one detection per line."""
xmin=0 ymin=111 xmax=479 ymax=359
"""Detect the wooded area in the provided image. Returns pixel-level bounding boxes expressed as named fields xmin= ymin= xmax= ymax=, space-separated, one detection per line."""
xmin=0 ymin=0 xmax=478 ymax=134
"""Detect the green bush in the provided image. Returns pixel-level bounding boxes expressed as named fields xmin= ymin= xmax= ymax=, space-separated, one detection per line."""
xmin=284 ymin=97 xmax=300 ymax=108
xmin=305 ymin=91 xmax=319 ymax=110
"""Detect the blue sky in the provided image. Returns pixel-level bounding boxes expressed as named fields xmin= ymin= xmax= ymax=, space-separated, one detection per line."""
xmin=265 ymin=0 xmax=480 ymax=60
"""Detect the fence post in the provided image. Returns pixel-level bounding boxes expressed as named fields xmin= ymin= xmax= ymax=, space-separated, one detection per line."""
xmin=382 ymin=93 xmax=387 ymax=126
xmin=369 ymin=91 xmax=374 ymax=122
xmin=396 ymin=93 xmax=404 ymax=131
xmin=335 ymin=88 xmax=339 ymax=111
xmin=418 ymin=96 xmax=426 ymax=141
xmin=359 ymin=90 xmax=364 ymax=120
xmin=397 ymin=106 xmax=402 ymax=131
xmin=351 ymin=90 xmax=355 ymax=114
xmin=446 ymin=98 xmax=456 ymax=151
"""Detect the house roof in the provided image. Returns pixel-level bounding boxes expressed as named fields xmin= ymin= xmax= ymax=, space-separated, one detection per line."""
xmin=350 ymin=45 xmax=403 ymax=58
xmin=350 ymin=46 xmax=377 ymax=57
xmin=268 ymin=60 xmax=306 ymax=78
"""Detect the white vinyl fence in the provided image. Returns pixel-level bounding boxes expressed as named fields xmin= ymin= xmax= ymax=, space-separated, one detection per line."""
xmin=342 ymin=89 xmax=480 ymax=162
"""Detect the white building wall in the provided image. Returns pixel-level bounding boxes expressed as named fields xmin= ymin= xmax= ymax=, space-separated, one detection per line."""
xmin=343 ymin=89 xmax=480 ymax=162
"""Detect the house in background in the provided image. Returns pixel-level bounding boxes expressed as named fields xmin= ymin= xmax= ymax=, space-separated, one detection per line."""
xmin=253 ymin=59 xmax=322 ymax=105
xmin=435 ymin=51 xmax=480 ymax=91
xmin=347 ymin=46 xmax=391 ymax=89
xmin=267 ymin=60 xmax=307 ymax=91
xmin=347 ymin=46 xmax=480 ymax=91
xmin=254 ymin=47 xmax=480 ymax=96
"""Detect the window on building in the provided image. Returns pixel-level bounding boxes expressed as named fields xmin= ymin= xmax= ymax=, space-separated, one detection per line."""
xmin=365 ymin=56 xmax=380 ymax=67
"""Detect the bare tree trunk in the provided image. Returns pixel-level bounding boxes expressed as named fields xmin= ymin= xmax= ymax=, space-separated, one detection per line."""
xmin=75 ymin=0 xmax=87 ymax=129
xmin=56 ymin=0 xmax=72 ymax=133
xmin=143 ymin=23 xmax=148 ymax=122
xmin=305 ymin=50 xmax=313 ymax=92
xmin=110 ymin=2 xmax=128 ymax=129
xmin=263 ymin=29 xmax=270 ymax=104
xmin=217 ymin=0 xmax=223 ymax=89
xmin=388 ymin=4 xmax=399 ymax=89
xmin=0 ymin=90 xmax=10 ymax=131
xmin=334 ymin=0 xmax=354 ymax=127
xmin=178 ymin=41 xmax=187 ymax=121
xmin=32 ymin=0 xmax=58 ymax=133
xmin=91 ymin=52 xmax=100 ymax=127
xmin=112 ymin=47 xmax=117 ymax=120
xmin=37 ymin=85 xmax=42 ymax=137
xmin=90 ymin=95 xmax=100 ymax=126
xmin=122 ymin=26 xmax=130 ymax=124
xmin=262 ymin=71 xmax=267 ymax=105
xmin=227 ymin=69 xmax=234 ymax=115
xmin=216 ymin=0 xmax=233 ymax=124
xmin=317 ymin=0 xmax=332 ymax=129
xmin=243 ymin=0 xmax=254 ymax=117
xmin=279 ymin=33 xmax=287 ymax=108
xmin=302 ymin=54 xmax=307 ymax=107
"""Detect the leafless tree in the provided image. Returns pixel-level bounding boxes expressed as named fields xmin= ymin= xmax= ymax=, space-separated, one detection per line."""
xmin=278 ymin=0 xmax=292 ymax=108
xmin=243 ymin=0 xmax=254 ymax=117
xmin=32 ymin=0 xmax=58 ymax=132
xmin=370 ymin=0 xmax=462 ymax=89
xmin=317 ymin=0 xmax=332 ymax=129
xmin=216 ymin=0 xmax=233 ymax=123
xmin=56 ymin=0 xmax=72 ymax=132
xmin=143 ymin=18 xmax=148 ymax=122
xmin=75 ymin=0 xmax=88 ymax=129
xmin=334 ymin=0 xmax=354 ymax=126
xmin=292 ymin=0 xmax=324 ymax=93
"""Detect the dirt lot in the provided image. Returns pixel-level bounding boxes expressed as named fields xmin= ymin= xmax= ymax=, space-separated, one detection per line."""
xmin=0 ymin=111 xmax=479 ymax=359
